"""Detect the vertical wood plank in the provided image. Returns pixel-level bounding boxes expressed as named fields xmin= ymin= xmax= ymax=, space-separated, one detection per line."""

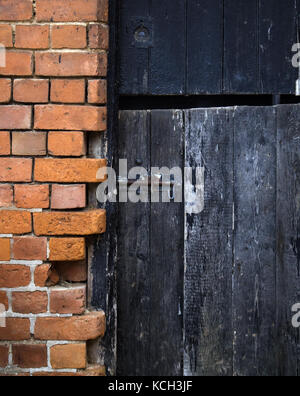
xmin=233 ymin=106 xmax=277 ymax=376
xmin=117 ymin=110 xmax=151 ymax=375
xmin=259 ymin=0 xmax=298 ymax=94
xmin=150 ymin=110 xmax=184 ymax=375
xmin=186 ymin=0 xmax=223 ymax=94
xmin=119 ymin=0 xmax=151 ymax=95
xmin=184 ymin=108 xmax=234 ymax=376
xmin=224 ymin=0 xmax=259 ymax=93
xmin=276 ymin=104 xmax=300 ymax=376
xmin=149 ymin=0 xmax=186 ymax=94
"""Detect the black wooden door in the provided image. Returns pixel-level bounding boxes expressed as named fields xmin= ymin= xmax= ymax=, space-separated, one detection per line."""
xmin=117 ymin=105 xmax=300 ymax=376
xmin=115 ymin=0 xmax=300 ymax=377
xmin=119 ymin=0 xmax=300 ymax=95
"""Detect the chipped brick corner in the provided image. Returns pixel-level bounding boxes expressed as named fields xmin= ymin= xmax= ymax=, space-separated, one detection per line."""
xmin=0 ymin=0 xmax=108 ymax=376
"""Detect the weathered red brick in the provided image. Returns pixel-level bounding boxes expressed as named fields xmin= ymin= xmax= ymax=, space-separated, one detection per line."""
xmin=48 ymin=132 xmax=86 ymax=157
xmin=0 ymin=318 xmax=30 ymax=341
xmin=0 ymin=52 xmax=32 ymax=76
xmin=50 ymin=343 xmax=86 ymax=369
xmin=50 ymin=79 xmax=85 ymax=104
xmin=0 ymin=25 xmax=13 ymax=47
xmin=35 ymin=158 xmax=106 ymax=183
xmin=12 ymin=291 xmax=48 ymax=314
xmin=14 ymin=185 xmax=49 ymax=209
xmin=0 ymin=158 xmax=32 ymax=182
xmin=0 ymin=346 xmax=8 ymax=367
xmin=0 ymin=0 xmax=33 ymax=21
xmin=89 ymin=24 xmax=109 ymax=49
xmin=34 ymin=264 xmax=59 ymax=287
xmin=0 ymin=291 xmax=8 ymax=310
xmin=13 ymin=344 xmax=47 ymax=368
xmin=33 ymin=210 xmax=106 ymax=236
xmin=0 ymin=131 xmax=10 ymax=155
xmin=49 ymin=238 xmax=85 ymax=261
xmin=35 ymin=104 xmax=106 ymax=131
xmin=13 ymin=237 xmax=47 ymax=260
xmin=88 ymin=79 xmax=107 ymax=104
xmin=0 ymin=265 xmax=31 ymax=288
xmin=52 ymin=25 xmax=86 ymax=49
xmin=36 ymin=0 xmax=108 ymax=22
xmin=0 ymin=185 xmax=12 ymax=207
xmin=0 ymin=80 xmax=11 ymax=103
xmin=35 ymin=52 xmax=107 ymax=77
xmin=0 ymin=106 xmax=31 ymax=129
xmin=12 ymin=132 xmax=47 ymax=156
xmin=14 ymin=79 xmax=49 ymax=103
xmin=0 ymin=211 xmax=32 ymax=234
xmin=15 ymin=25 xmax=49 ymax=49
xmin=0 ymin=238 xmax=10 ymax=260
xmin=51 ymin=184 xmax=86 ymax=209
xmin=35 ymin=312 xmax=106 ymax=341
xmin=50 ymin=285 xmax=86 ymax=314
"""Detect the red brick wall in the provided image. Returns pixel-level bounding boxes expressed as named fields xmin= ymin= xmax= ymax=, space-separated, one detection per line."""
xmin=0 ymin=0 xmax=108 ymax=376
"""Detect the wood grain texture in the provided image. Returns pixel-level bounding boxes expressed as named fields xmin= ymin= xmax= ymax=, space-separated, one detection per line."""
xmin=150 ymin=110 xmax=184 ymax=375
xmin=187 ymin=0 xmax=223 ymax=94
xmin=184 ymin=108 xmax=234 ymax=376
xmin=117 ymin=110 xmax=151 ymax=375
xmin=276 ymin=105 xmax=300 ymax=376
xmin=149 ymin=0 xmax=186 ymax=94
xmin=259 ymin=0 xmax=298 ymax=94
xmin=117 ymin=110 xmax=184 ymax=375
xmin=224 ymin=0 xmax=259 ymax=93
xmin=233 ymin=106 xmax=277 ymax=376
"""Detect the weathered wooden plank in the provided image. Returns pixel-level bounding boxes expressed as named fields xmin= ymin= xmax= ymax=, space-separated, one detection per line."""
xmin=186 ymin=0 xmax=223 ymax=94
xmin=259 ymin=0 xmax=298 ymax=94
xmin=276 ymin=104 xmax=300 ymax=376
xmin=117 ymin=110 xmax=151 ymax=375
xmin=149 ymin=0 xmax=186 ymax=94
xmin=184 ymin=108 xmax=234 ymax=376
xmin=119 ymin=0 xmax=151 ymax=95
xmin=149 ymin=110 xmax=184 ymax=375
xmin=224 ymin=0 xmax=259 ymax=93
xmin=233 ymin=106 xmax=277 ymax=376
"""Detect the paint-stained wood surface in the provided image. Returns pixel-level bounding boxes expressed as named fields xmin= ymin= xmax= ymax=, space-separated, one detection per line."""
xmin=186 ymin=0 xmax=223 ymax=94
xmin=223 ymin=1 xmax=259 ymax=93
xmin=184 ymin=108 xmax=234 ymax=376
xmin=117 ymin=111 xmax=151 ymax=376
xmin=118 ymin=105 xmax=300 ymax=376
xmin=276 ymin=105 xmax=300 ymax=376
xmin=233 ymin=107 xmax=277 ymax=376
xmin=149 ymin=111 xmax=184 ymax=375
xmin=117 ymin=110 xmax=184 ymax=376
xmin=119 ymin=0 xmax=299 ymax=95
xmin=259 ymin=0 xmax=297 ymax=94
xmin=184 ymin=105 xmax=300 ymax=376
